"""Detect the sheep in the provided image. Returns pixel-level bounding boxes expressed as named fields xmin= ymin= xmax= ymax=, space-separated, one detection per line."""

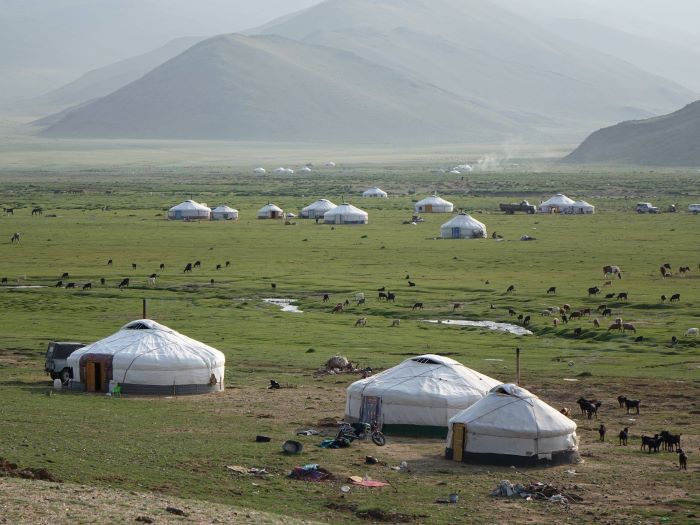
xmin=593 ymin=318 xmax=600 ymax=328
xmin=678 ymin=449 xmax=688 ymax=470
xmin=608 ymin=322 xmax=623 ymax=332
xmin=616 ymin=292 xmax=628 ymax=300
xmin=619 ymin=427 xmax=629 ymax=446
xmin=322 ymin=294 xmax=330 ymax=302
xmin=391 ymin=319 xmax=400 ymax=327
xmin=546 ymin=286 xmax=556 ymax=294
xmin=148 ymin=277 xmax=156 ymax=286
xmin=408 ymin=281 xmax=416 ymax=287
xmin=553 ymin=318 xmax=559 ymax=327
xmin=506 ymin=284 xmax=515 ymax=293
xmin=541 ymin=309 xmax=551 ymax=316
xmin=685 ymin=328 xmax=699 ymax=337
xmin=562 ymin=304 xmax=571 ymax=312
xmin=354 ymin=317 xmax=367 ymax=327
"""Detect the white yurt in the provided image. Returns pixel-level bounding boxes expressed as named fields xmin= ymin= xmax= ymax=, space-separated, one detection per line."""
xmin=300 ymin=166 xmax=312 ymax=174
xmin=538 ymin=193 xmax=575 ymax=213
xmin=325 ymin=161 xmax=336 ymax=167
xmin=66 ymin=320 xmax=225 ymax=395
xmin=254 ymin=167 xmax=266 ymax=174
xmin=415 ymin=194 xmax=454 ymax=213
xmin=211 ymin=205 xmax=239 ymax=221
xmin=446 ymin=384 xmax=579 ymax=466
xmin=257 ymin=203 xmax=284 ymax=219
xmin=301 ymin=199 xmax=337 ymax=219
xmin=362 ymin=187 xmax=388 ymax=198
xmin=440 ymin=213 xmax=487 ymax=239
xmin=568 ymin=200 xmax=595 ymax=215
xmin=323 ymin=202 xmax=368 ymax=225
xmin=345 ymin=354 xmax=501 ymax=437
xmin=167 ymin=200 xmax=211 ymax=220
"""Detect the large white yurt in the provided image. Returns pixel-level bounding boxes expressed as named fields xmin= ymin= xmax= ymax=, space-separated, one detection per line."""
xmin=415 ymin=194 xmax=454 ymax=213
xmin=446 ymin=384 xmax=579 ymax=466
xmin=211 ymin=205 xmax=239 ymax=221
xmin=323 ymin=203 xmax=368 ymax=225
xmin=568 ymin=200 xmax=595 ymax=215
xmin=440 ymin=213 xmax=487 ymax=239
xmin=301 ymin=199 xmax=337 ymax=219
xmin=362 ymin=187 xmax=388 ymax=198
xmin=538 ymin=193 xmax=575 ymax=213
xmin=257 ymin=203 xmax=284 ymax=219
xmin=167 ymin=200 xmax=211 ymax=220
xmin=345 ymin=354 xmax=501 ymax=437
xmin=66 ymin=320 xmax=225 ymax=396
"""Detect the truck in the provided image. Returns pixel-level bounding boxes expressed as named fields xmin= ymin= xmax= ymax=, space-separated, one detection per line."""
xmin=45 ymin=341 xmax=85 ymax=383
xmin=499 ymin=200 xmax=536 ymax=214
xmin=635 ymin=202 xmax=659 ymax=214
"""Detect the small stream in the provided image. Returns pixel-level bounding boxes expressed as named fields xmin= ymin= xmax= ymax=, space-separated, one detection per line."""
xmin=422 ymin=319 xmax=532 ymax=336
xmin=263 ymin=298 xmax=303 ymax=313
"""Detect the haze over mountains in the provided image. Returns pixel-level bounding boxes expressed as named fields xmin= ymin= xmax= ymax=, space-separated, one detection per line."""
xmin=563 ymin=102 xmax=700 ymax=167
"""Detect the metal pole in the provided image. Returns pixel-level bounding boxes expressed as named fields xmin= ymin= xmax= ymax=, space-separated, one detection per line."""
xmin=142 ymin=298 xmax=147 ymax=319
xmin=516 ymin=347 xmax=521 ymax=385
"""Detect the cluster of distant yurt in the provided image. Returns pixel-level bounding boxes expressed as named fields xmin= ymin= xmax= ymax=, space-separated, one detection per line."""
xmin=345 ymin=355 xmax=501 ymax=437
xmin=211 ymin=206 xmax=239 ymax=220
xmin=67 ymin=320 xmax=226 ymax=396
xmin=569 ymin=200 xmax=595 ymax=214
xmin=258 ymin=203 xmax=284 ymax=219
xmin=301 ymin=199 xmax=337 ymax=219
xmin=362 ymin=187 xmax=388 ymax=198
xmin=324 ymin=203 xmax=368 ymax=225
xmin=168 ymin=200 xmax=211 ymax=220
xmin=446 ymin=384 xmax=579 ymax=466
xmin=254 ymin=167 xmax=266 ymax=174
xmin=440 ymin=213 xmax=487 ymax=239
xmin=415 ymin=194 xmax=454 ymax=213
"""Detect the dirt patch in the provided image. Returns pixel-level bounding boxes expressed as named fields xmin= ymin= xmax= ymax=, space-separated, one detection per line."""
xmin=0 ymin=457 xmax=62 ymax=482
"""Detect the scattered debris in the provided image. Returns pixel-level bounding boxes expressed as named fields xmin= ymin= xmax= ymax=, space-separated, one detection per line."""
xmin=226 ymin=465 xmax=270 ymax=477
xmin=288 ymin=464 xmax=333 ymax=482
xmin=365 ymin=456 xmax=379 ymax=465
xmin=315 ymin=356 xmax=373 ymax=377
xmin=490 ymin=479 xmax=582 ymax=503
xmin=348 ymin=475 xmax=389 ymax=487
xmin=283 ymin=440 xmax=303 ymax=454
xmin=296 ymin=429 xmax=320 ymax=436
xmin=255 ymin=435 xmax=271 ymax=442
xmin=326 ymin=503 xmax=422 ymax=523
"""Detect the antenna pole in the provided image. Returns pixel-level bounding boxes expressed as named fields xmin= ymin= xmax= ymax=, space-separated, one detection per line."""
xmin=142 ymin=298 xmax=147 ymax=319
xmin=516 ymin=347 xmax=521 ymax=385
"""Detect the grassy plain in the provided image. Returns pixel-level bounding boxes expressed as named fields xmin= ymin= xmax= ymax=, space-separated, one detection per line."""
xmin=0 ymin=162 xmax=699 ymax=524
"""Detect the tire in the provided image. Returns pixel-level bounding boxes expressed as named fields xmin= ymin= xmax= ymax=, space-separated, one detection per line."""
xmin=371 ymin=432 xmax=386 ymax=446
xmin=49 ymin=372 xmax=58 ymax=380
xmin=59 ymin=368 xmax=71 ymax=385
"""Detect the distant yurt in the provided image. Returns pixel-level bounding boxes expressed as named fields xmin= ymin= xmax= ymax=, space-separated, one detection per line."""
xmin=301 ymin=199 xmax=337 ymax=219
xmin=362 ymin=187 xmax=388 ymax=198
xmin=325 ymin=161 xmax=336 ymax=168
xmin=538 ymin=193 xmax=575 ymax=213
xmin=254 ymin=167 xmax=266 ymax=174
xmin=445 ymin=384 xmax=579 ymax=466
xmin=211 ymin=206 xmax=239 ymax=221
xmin=167 ymin=200 xmax=211 ymax=220
xmin=66 ymin=319 xmax=225 ymax=395
xmin=300 ymin=166 xmax=312 ymax=174
xmin=568 ymin=200 xmax=595 ymax=215
xmin=345 ymin=354 xmax=501 ymax=437
xmin=415 ymin=194 xmax=454 ymax=213
xmin=440 ymin=213 xmax=487 ymax=239
xmin=257 ymin=203 xmax=284 ymax=219
xmin=323 ymin=203 xmax=368 ymax=225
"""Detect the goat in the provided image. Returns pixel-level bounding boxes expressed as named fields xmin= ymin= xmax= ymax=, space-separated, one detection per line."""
xmin=523 ymin=315 xmax=531 ymax=326
xmin=546 ymin=286 xmax=556 ymax=294
xmin=685 ymin=327 xmax=699 ymax=337
xmin=331 ymin=303 xmax=344 ymax=313
xmin=598 ymin=424 xmax=606 ymax=442
xmin=0 ymin=277 xmax=7 ymax=285
xmin=597 ymin=304 xmax=608 ymax=312
xmin=541 ymin=309 xmax=551 ymax=316
xmin=604 ymin=280 xmax=612 ymax=286
xmin=357 ymin=297 xmax=366 ymax=306
xmin=617 ymin=395 xmax=626 ymax=408
xmin=602 ymin=308 xmax=613 ymax=317
xmin=573 ymin=327 xmax=582 ymax=337
xmin=31 ymin=207 xmax=43 ymax=215
xmin=661 ymin=294 xmax=667 ymax=303
xmin=10 ymin=232 xmax=20 ymax=243
xmin=561 ymin=314 xmax=568 ymax=324
xmin=553 ymin=318 xmax=559 ymax=327
xmin=580 ymin=308 xmax=591 ymax=317
xmin=453 ymin=303 xmax=462 ymax=311
xmin=65 ymin=282 xmax=75 ymax=289
xmin=4 ymin=207 xmax=15 ymax=215
xmin=641 ymin=434 xmax=662 ymax=453
xmin=619 ymin=427 xmax=629 ymax=446
xmin=377 ymin=286 xmax=386 ymax=291
xmin=118 ymin=278 xmax=130 ymax=289
xmin=194 ymin=261 xmax=201 ymax=269
xmin=107 ymin=259 xmax=113 ymax=266
xmin=670 ymin=293 xmax=680 ymax=302
xmin=55 ymin=280 xmax=63 ymax=288
xmin=391 ymin=319 xmax=400 ymax=327
xmin=678 ymin=449 xmax=688 ymax=470
xmin=593 ymin=318 xmax=600 ymax=328
xmin=216 ymin=264 xmax=222 ymax=270
xmin=408 ymin=281 xmax=416 ymax=287
xmin=148 ymin=277 xmax=156 ymax=286
xmin=624 ymin=398 xmax=640 ymax=414
xmin=506 ymin=284 xmax=515 ymax=293
xmin=622 ymin=323 xmax=636 ymax=333
xmin=387 ymin=292 xmax=396 ymax=302
xmin=608 ymin=322 xmax=623 ymax=332
xmin=271 ymin=283 xmax=277 ymax=289
xmin=577 ymin=397 xmax=601 ymax=419
xmin=378 ymin=292 xmax=388 ymax=300
xmin=82 ymin=282 xmax=91 ymax=290
xmin=588 ymin=286 xmax=601 ymax=296
xmin=616 ymin=292 xmax=628 ymax=300
xmin=61 ymin=272 xmax=69 ymax=279
xmin=660 ymin=431 xmax=681 ymax=452
xmin=160 ymin=263 xmax=166 ymax=271
xmin=100 ymin=278 xmax=106 ymax=285
xmin=560 ymin=407 xmax=571 ymax=417
xmin=184 ymin=263 xmax=192 ymax=273
xmin=322 ymin=294 xmax=330 ymax=302
xmin=412 ymin=302 xmax=424 ymax=310
xmin=605 ymin=293 xmax=615 ymax=299
xmin=508 ymin=308 xmax=516 ymax=316
xmin=570 ymin=311 xmax=582 ymax=320
xmin=225 ymin=261 xmax=230 ymax=268
xmin=354 ymin=317 xmax=367 ymax=327
xmin=132 ymin=263 xmax=137 ymax=270
xmin=562 ymin=304 xmax=571 ymax=312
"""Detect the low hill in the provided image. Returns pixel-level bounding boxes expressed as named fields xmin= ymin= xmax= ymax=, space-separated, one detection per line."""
xmin=562 ymin=101 xmax=700 ymax=166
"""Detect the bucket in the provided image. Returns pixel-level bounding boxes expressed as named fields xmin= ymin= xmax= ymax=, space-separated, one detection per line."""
xmin=255 ymin=435 xmax=271 ymax=442
xmin=283 ymin=440 xmax=303 ymax=454
xmin=449 ymin=493 xmax=459 ymax=504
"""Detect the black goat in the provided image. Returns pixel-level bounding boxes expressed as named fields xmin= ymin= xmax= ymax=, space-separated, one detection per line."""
xmin=619 ymin=427 xmax=629 ymax=446
xmin=624 ymin=398 xmax=641 ymax=414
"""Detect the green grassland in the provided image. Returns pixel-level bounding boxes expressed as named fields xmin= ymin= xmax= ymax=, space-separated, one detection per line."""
xmin=0 ymin=164 xmax=699 ymax=524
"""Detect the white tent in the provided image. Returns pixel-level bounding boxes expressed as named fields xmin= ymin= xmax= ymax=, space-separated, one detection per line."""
xmin=301 ymin=198 xmax=337 ymax=219
xmin=211 ymin=206 xmax=239 ymax=220
xmin=362 ymin=187 xmax=388 ymax=198
xmin=323 ymin=202 xmax=368 ymax=225
xmin=538 ymin=193 xmax=575 ymax=213
xmin=325 ymin=161 xmax=336 ymax=167
xmin=440 ymin=213 xmax=487 ymax=239
xmin=568 ymin=200 xmax=595 ymax=215
xmin=257 ymin=203 xmax=284 ymax=219
xmin=446 ymin=384 xmax=579 ymax=466
xmin=167 ymin=200 xmax=211 ymax=220
xmin=415 ymin=194 xmax=454 ymax=213
xmin=345 ymin=354 xmax=501 ymax=437
xmin=253 ymin=167 xmax=266 ymax=174
xmin=300 ymin=166 xmax=312 ymax=174
xmin=66 ymin=319 xmax=225 ymax=396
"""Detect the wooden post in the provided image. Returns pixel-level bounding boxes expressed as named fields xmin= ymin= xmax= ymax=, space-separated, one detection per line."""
xmin=142 ymin=298 xmax=147 ymax=319
xmin=516 ymin=347 xmax=521 ymax=386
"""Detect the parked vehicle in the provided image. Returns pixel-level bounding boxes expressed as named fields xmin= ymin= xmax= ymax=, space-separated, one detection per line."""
xmin=636 ymin=202 xmax=659 ymax=214
xmin=499 ymin=201 xmax=536 ymax=214
xmin=336 ymin=421 xmax=386 ymax=446
xmin=45 ymin=341 xmax=85 ymax=383
xmin=689 ymin=204 xmax=700 ymax=214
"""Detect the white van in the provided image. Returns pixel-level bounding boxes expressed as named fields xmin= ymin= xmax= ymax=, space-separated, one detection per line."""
xmin=689 ymin=204 xmax=700 ymax=214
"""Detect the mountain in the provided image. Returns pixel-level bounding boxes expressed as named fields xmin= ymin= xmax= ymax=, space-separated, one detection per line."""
xmin=562 ymin=101 xmax=700 ymax=166
xmin=40 ymin=34 xmax=527 ymax=142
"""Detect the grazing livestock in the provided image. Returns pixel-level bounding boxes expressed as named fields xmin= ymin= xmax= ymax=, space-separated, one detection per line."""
xmin=100 ymin=278 xmax=106 ymax=285
xmin=4 ymin=207 xmax=14 ymax=215
xmin=580 ymin=308 xmax=591 ymax=317
xmin=598 ymin=424 xmax=606 ymax=442
xmin=577 ymin=397 xmax=601 ymax=419
xmin=405 ymin=274 xmax=410 ymax=280
xmin=408 ymin=281 xmax=416 ymax=287
xmin=671 ymin=336 xmax=678 ymax=346
xmin=210 ymin=279 xmax=215 ymax=285
xmin=597 ymin=304 xmax=608 ymax=312
xmin=31 ymin=207 xmax=43 ymax=215
xmin=225 ymin=261 xmax=230 ymax=268
xmin=386 ymin=292 xmax=396 ymax=302
xmin=517 ymin=314 xmax=523 ymax=321
xmin=216 ymin=264 xmax=222 ymax=270
xmin=523 ymin=315 xmax=531 ymax=326
xmin=561 ymin=314 xmax=568 ymax=324
xmin=331 ymin=303 xmax=344 ymax=313
xmin=322 ymin=294 xmax=330 ymax=302
xmin=508 ymin=308 xmax=517 ymax=316
xmin=55 ymin=280 xmax=62 ymax=288
xmin=377 ymin=286 xmax=385 ymax=292
xmin=553 ymin=318 xmax=559 ymax=327
xmin=616 ymin=292 xmax=628 ymax=300
xmin=678 ymin=450 xmax=688 ymax=470
xmin=344 ymin=299 xmax=349 ymax=306
xmin=412 ymin=302 xmax=424 ymax=310
xmin=593 ymin=318 xmax=600 ymax=328
xmin=506 ymin=285 xmax=515 ymax=293
xmin=660 ymin=266 xmax=671 ymax=278
xmin=160 ymin=263 xmax=166 ymax=271
xmin=391 ymin=319 xmax=400 ymax=327
xmin=624 ymin=398 xmax=641 ymax=414
xmin=82 ymin=282 xmax=91 ymax=290
xmin=588 ymin=286 xmax=601 ymax=296
xmin=1 ymin=277 xmax=7 ymax=285
xmin=661 ymin=294 xmax=667 ymax=303
xmin=634 ymin=336 xmax=644 ymax=343
xmin=608 ymin=322 xmax=623 ymax=332
xmin=605 ymin=293 xmax=615 ymax=299
xmin=679 ymin=266 xmax=690 ymax=276
xmin=619 ymin=427 xmax=629 ymax=446
xmin=603 ymin=265 xmax=622 ymax=278
xmin=183 ymin=263 xmax=192 ymax=273
xmin=357 ymin=297 xmax=366 ymax=305
xmin=602 ymin=308 xmax=613 ymax=317
xmin=660 ymin=431 xmax=681 ymax=452
xmin=65 ymin=282 xmax=75 ymax=289
xmin=271 ymin=283 xmax=276 ymax=289
xmin=622 ymin=323 xmax=636 ymax=333
xmin=148 ymin=273 xmax=157 ymax=279
xmin=573 ymin=327 xmax=582 ymax=337
xmin=663 ymin=263 xmax=672 ymax=270
xmin=452 ymin=303 xmax=462 ymax=311
xmin=378 ymin=292 xmax=388 ymax=300
xmin=670 ymin=293 xmax=681 ymax=302
xmin=132 ymin=263 xmax=137 ymax=270
xmin=685 ymin=328 xmax=699 ymax=337
xmin=570 ymin=311 xmax=582 ymax=320
xmin=546 ymin=286 xmax=556 ymax=294
xmin=194 ymin=261 xmax=201 ymax=269
xmin=617 ymin=395 xmax=626 ymax=408
xmin=61 ymin=272 xmax=69 ymax=279
xmin=148 ymin=277 xmax=156 ymax=286
xmin=541 ymin=309 xmax=551 ymax=316
xmin=562 ymin=304 xmax=571 ymax=312
xmin=641 ymin=435 xmax=662 ymax=453
xmin=354 ymin=317 xmax=367 ymax=327
xmin=118 ymin=278 xmax=130 ymax=289
xmin=107 ymin=259 xmax=113 ymax=266
xmin=560 ymin=407 xmax=571 ymax=417
xmin=10 ymin=232 xmax=21 ymax=243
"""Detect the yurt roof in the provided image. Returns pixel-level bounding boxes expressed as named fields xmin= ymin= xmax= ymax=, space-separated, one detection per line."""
xmin=302 ymin=199 xmax=337 ymax=213
xmin=68 ymin=319 xmax=225 ymax=369
xmin=363 ymin=187 xmax=387 ymax=195
xmin=347 ymin=354 xmax=500 ymax=407
xmin=259 ymin=203 xmax=283 ymax=213
xmin=212 ymin=205 xmax=237 ymax=213
xmin=169 ymin=200 xmax=211 ymax=212
xmin=441 ymin=213 xmax=486 ymax=230
xmin=449 ymin=384 xmax=576 ymax=438
xmin=324 ymin=202 xmax=367 ymax=217
xmin=573 ymin=200 xmax=594 ymax=207
xmin=542 ymin=193 xmax=575 ymax=206
xmin=417 ymin=194 xmax=453 ymax=207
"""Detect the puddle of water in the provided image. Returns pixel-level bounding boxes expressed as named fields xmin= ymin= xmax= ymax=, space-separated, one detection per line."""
xmin=483 ymin=358 xmax=504 ymax=362
xmin=563 ymin=378 xmax=579 ymax=382
xmin=263 ymin=298 xmax=303 ymax=313
xmin=422 ymin=319 xmax=532 ymax=336
xmin=4 ymin=285 xmax=48 ymax=289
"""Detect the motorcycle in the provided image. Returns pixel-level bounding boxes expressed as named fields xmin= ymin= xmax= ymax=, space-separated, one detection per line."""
xmin=336 ymin=421 xmax=386 ymax=446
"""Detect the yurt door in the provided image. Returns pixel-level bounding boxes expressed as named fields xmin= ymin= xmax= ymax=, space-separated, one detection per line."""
xmin=452 ymin=227 xmax=461 ymax=239
xmin=425 ymin=204 xmax=433 ymax=213
xmin=451 ymin=423 xmax=466 ymax=462
xmin=360 ymin=396 xmax=382 ymax=428
xmin=86 ymin=360 xmax=109 ymax=393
